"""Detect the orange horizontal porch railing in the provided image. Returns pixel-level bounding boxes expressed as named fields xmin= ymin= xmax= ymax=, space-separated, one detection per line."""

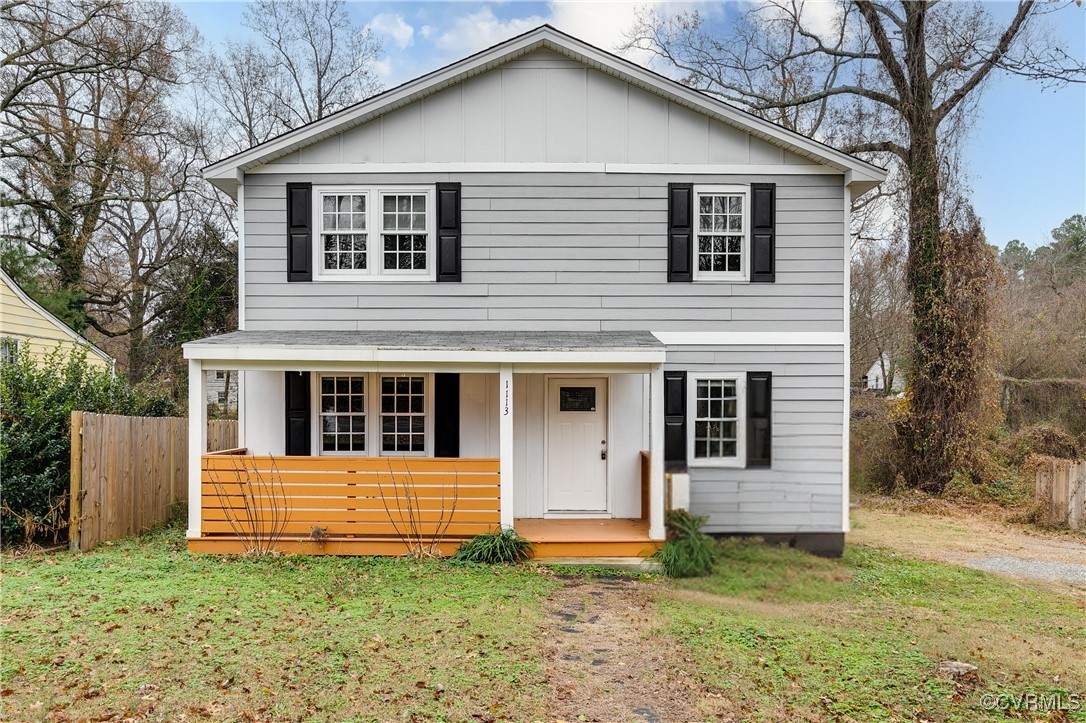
xmin=192 ymin=450 xmax=500 ymax=555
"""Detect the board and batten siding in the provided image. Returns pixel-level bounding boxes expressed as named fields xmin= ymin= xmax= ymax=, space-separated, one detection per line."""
xmin=269 ymin=49 xmax=822 ymax=168
xmin=667 ymin=345 xmax=845 ymax=533
xmin=241 ymin=172 xmax=845 ymax=332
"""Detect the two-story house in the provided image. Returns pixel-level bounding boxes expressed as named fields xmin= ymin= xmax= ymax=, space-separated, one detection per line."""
xmin=184 ymin=26 xmax=885 ymax=559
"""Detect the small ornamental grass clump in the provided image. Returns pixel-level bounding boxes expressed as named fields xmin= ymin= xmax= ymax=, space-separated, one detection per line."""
xmin=653 ymin=509 xmax=718 ymax=578
xmin=452 ymin=528 xmax=535 ymax=564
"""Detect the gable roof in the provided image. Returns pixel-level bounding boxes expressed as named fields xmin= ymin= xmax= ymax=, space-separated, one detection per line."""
xmin=0 ymin=269 xmax=115 ymax=367
xmin=204 ymin=25 xmax=886 ymax=195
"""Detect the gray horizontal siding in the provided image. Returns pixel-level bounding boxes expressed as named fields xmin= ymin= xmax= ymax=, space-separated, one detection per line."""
xmin=667 ymin=344 xmax=845 ymax=533
xmin=242 ymin=172 xmax=845 ymax=332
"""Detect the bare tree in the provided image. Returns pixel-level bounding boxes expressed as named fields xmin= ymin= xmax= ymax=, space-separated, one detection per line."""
xmin=240 ymin=0 xmax=382 ymax=131
xmin=851 ymin=240 xmax=909 ymax=393
xmin=626 ymin=1 xmax=1085 ymax=491
xmin=83 ymin=128 xmax=207 ymax=382
xmin=0 ymin=0 xmax=197 ymax=325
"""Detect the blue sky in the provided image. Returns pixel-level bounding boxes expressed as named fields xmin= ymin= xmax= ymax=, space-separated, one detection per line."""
xmin=180 ymin=1 xmax=1086 ymax=249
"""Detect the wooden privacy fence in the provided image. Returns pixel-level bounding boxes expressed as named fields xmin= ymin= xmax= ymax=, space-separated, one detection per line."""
xmin=1034 ymin=456 xmax=1085 ymax=529
xmin=195 ymin=452 xmax=500 ymax=554
xmin=69 ymin=412 xmax=238 ymax=551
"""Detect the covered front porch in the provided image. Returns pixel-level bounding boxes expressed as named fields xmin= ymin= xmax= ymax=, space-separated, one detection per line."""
xmin=183 ymin=331 xmax=667 ymax=558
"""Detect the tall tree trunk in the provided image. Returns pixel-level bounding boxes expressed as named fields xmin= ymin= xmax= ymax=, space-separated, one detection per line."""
xmin=902 ymin=121 xmax=950 ymax=492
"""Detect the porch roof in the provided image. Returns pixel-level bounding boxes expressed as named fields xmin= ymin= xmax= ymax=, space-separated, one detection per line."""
xmin=182 ymin=330 xmax=665 ymax=365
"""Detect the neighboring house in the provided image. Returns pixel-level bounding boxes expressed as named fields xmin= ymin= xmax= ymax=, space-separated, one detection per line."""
xmin=863 ymin=353 xmax=903 ymax=394
xmin=206 ymin=369 xmax=239 ymax=411
xmin=184 ymin=26 xmax=885 ymax=558
xmin=0 ymin=269 xmax=114 ymax=371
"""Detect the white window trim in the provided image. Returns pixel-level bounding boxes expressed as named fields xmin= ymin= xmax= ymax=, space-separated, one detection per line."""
xmin=686 ymin=372 xmax=746 ymax=468
xmin=692 ymin=184 xmax=750 ymax=283
xmin=310 ymin=372 xmax=434 ymax=457
xmin=312 ymin=185 xmax=436 ymax=282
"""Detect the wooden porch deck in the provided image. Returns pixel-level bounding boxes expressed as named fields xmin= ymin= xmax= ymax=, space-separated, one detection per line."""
xmin=515 ymin=518 xmax=660 ymax=558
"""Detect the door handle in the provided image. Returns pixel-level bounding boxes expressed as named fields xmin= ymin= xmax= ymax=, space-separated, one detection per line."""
xmin=600 ymin=450 xmax=607 ymax=460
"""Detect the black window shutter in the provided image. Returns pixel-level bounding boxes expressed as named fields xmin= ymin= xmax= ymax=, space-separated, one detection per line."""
xmin=667 ymin=183 xmax=693 ymax=282
xmin=286 ymin=182 xmax=312 ymax=282
xmin=434 ymin=373 xmax=460 ymax=457
xmin=663 ymin=370 xmax=687 ymax=469
xmin=746 ymin=371 xmax=772 ymax=467
xmin=284 ymin=371 xmax=311 ymax=456
xmin=435 ymin=182 xmax=462 ymax=282
xmin=750 ymin=183 xmax=776 ymax=282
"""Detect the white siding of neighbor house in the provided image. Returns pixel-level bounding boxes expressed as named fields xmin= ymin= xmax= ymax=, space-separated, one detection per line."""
xmin=667 ymin=345 xmax=845 ymax=533
xmin=241 ymin=171 xmax=845 ymax=332
xmin=272 ymin=49 xmax=820 ymax=168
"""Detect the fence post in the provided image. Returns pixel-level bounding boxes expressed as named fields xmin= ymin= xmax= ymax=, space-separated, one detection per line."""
xmin=69 ymin=410 xmax=84 ymax=552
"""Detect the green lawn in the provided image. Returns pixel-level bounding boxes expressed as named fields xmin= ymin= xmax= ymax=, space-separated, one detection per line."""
xmin=1 ymin=526 xmax=560 ymax=721
xmin=659 ymin=538 xmax=1086 ymax=722
xmin=3 ymin=521 xmax=1084 ymax=722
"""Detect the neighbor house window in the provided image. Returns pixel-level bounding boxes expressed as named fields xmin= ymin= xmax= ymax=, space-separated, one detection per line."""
xmin=0 ymin=338 xmax=17 ymax=365
xmin=688 ymin=374 xmax=746 ymax=467
xmin=313 ymin=186 xmax=433 ymax=281
xmin=319 ymin=375 xmax=366 ymax=453
xmin=381 ymin=375 xmax=426 ymax=454
xmin=694 ymin=186 xmax=748 ymax=281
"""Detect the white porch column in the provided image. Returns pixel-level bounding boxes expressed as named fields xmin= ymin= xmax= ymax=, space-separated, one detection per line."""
xmin=648 ymin=363 xmax=666 ymax=540
xmin=187 ymin=359 xmax=206 ymax=539
xmin=498 ymin=363 xmax=514 ymax=530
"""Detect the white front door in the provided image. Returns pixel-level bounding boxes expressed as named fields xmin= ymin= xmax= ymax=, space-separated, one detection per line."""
xmin=546 ymin=378 xmax=608 ymax=513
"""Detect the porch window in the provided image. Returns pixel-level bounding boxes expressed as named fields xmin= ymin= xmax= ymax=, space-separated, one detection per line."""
xmin=381 ymin=375 xmax=426 ymax=454
xmin=319 ymin=375 xmax=366 ymax=453
xmin=694 ymin=185 xmax=748 ymax=282
xmin=688 ymin=373 xmax=746 ymax=467
xmin=313 ymin=186 xmax=434 ymax=281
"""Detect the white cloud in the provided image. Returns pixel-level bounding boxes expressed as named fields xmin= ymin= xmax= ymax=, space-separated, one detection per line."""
xmin=372 ymin=57 xmax=394 ymax=79
xmin=434 ymin=7 xmax=546 ymax=53
xmin=369 ymin=13 xmax=415 ymax=49
xmin=431 ymin=2 xmax=703 ymax=70
xmin=419 ymin=25 xmax=433 ymax=39
xmin=547 ymin=1 xmax=663 ymax=65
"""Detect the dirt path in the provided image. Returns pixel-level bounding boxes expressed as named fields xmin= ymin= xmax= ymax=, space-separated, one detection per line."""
xmin=850 ymin=504 xmax=1086 ymax=595
xmin=542 ymin=574 xmax=702 ymax=723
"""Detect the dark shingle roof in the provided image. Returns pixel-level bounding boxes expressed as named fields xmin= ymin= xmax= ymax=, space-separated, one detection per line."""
xmin=185 ymin=330 xmax=662 ymax=352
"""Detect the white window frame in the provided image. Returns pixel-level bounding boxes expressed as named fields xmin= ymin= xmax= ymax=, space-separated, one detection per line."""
xmin=312 ymin=186 xmax=436 ymax=282
xmin=687 ymin=372 xmax=746 ymax=468
xmin=310 ymin=372 xmax=434 ymax=457
xmin=692 ymin=184 xmax=750 ymax=283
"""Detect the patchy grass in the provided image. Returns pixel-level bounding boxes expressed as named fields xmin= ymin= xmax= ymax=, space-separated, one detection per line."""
xmin=658 ymin=540 xmax=1086 ymax=721
xmin=1 ymin=524 xmax=559 ymax=721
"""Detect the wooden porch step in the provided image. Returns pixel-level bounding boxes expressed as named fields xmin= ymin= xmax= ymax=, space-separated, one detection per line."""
xmin=515 ymin=518 xmax=661 ymax=559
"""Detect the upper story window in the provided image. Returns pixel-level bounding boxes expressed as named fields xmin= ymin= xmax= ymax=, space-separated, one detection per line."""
xmin=313 ymin=186 xmax=434 ymax=281
xmin=694 ymin=185 xmax=749 ymax=282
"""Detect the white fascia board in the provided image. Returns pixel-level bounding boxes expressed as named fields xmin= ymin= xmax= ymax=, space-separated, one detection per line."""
xmin=183 ymin=343 xmax=666 ymax=365
xmin=249 ymin=163 xmax=845 ymax=176
xmin=653 ymin=331 xmax=846 ymax=346
xmin=204 ymin=27 xmax=886 ymax=184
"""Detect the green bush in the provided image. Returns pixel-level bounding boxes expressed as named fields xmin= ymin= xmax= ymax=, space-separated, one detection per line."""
xmin=452 ymin=528 xmax=534 ymax=564
xmin=653 ymin=509 xmax=718 ymax=578
xmin=0 ymin=348 xmax=176 ymax=544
